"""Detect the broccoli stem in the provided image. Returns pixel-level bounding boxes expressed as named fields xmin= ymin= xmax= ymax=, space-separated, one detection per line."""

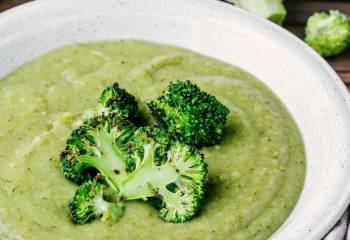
xmin=229 ymin=0 xmax=287 ymax=25
xmin=77 ymin=155 xmax=121 ymax=193
xmin=77 ymin=127 xmax=129 ymax=193
xmin=120 ymin=143 xmax=178 ymax=200
xmin=93 ymin=196 xmax=124 ymax=222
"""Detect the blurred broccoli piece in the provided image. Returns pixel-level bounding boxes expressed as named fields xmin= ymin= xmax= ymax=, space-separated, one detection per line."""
xmin=227 ymin=0 xmax=287 ymax=25
xmin=148 ymin=80 xmax=230 ymax=147
xmin=305 ymin=10 xmax=350 ymax=57
xmin=69 ymin=180 xmax=124 ymax=224
xmin=60 ymin=112 xmax=135 ymax=188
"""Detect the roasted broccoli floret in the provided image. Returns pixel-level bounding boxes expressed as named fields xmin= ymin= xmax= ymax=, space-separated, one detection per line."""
xmin=120 ymin=138 xmax=208 ymax=223
xmin=148 ymin=80 xmax=230 ymax=146
xmin=60 ymin=113 xmax=135 ymax=188
xmin=63 ymin=81 xmax=209 ymax=224
xmin=305 ymin=10 xmax=350 ymax=57
xmin=69 ymin=180 xmax=124 ymax=224
xmin=67 ymin=125 xmax=207 ymax=223
xmin=86 ymin=82 xmax=139 ymax=119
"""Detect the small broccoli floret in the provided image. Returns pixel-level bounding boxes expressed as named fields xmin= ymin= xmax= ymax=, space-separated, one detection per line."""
xmin=148 ymin=80 xmax=230 ymax=147
xmin=99 ymin=82 xmax=138 ymax=118
xmin=60 ymin=113 xmax=135 ymax=189
xmin=227 ymin=0 xmax=287 ymax=25
xmin=305 ymin=10 xmax=350 ymax=57
xmin=121 ymin=137 xmax=208 ymax=223
xmin=69 ymin=180 xmax=124 ymax=224
xmin=86 ymin=82 xmax=139 ymax=119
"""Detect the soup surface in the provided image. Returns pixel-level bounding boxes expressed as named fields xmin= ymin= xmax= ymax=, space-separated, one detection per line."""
xmin=0 ymin=40 xmax=305 ymax=240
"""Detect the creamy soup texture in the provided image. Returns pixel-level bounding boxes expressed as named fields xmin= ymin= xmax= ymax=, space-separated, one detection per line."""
xmin=0 ymin=40 xmax=305 ymax=240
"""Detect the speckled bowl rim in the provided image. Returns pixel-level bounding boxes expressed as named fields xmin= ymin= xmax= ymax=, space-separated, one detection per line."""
xmin=0 ymin=0 xmax=350 ymax=239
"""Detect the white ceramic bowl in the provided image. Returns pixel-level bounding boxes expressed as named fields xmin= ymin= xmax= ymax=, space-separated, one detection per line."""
xmin=1 ymin=0 xmax=350 ymax=239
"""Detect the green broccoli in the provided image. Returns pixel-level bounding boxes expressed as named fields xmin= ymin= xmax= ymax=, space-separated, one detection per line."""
xmin=60 ymin=112 xmax=135 ymax=188
xmin=86 ymin=82 xmax=139 ymax=119
xmin=65 ymin=125 xmax=207 ymax=223
xmin=305 ymin=10 xmax=350 ymax=57
xmin=120 ymin=133 xmax=208 ymax=223
xmin=62 ymin=81 xmax=209 ymax=223
xmin=227 ymin=0 xmax=287 ymax=25
xmin=123 ymin=126 xmax=170 ymax=172
xmin=69 ymin=180 xmax=124 ymax=224
xmin=147 ymin=80 xmax=230 ymax=147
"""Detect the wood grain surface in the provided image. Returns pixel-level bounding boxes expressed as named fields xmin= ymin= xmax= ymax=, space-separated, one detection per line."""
xmin=1 ymin=0 xmax=349 ymax=88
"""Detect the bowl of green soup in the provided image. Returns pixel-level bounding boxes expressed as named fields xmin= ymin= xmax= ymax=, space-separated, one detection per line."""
xmin=0 ymin=0 xmax=349 ymax=239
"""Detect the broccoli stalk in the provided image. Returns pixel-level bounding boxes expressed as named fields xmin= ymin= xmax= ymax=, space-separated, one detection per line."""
xmin=227 ymin=0 xmax=287 ymax=25
xmin=60 ymin=113 xmax=135 ymax=188
xmin=69 ymin=180 xmax=124 ymax=224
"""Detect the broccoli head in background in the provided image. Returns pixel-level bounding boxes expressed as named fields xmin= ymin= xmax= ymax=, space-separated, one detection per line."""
xmin=60 ymin=112 xmax=135 ymax=188
xmin=305 ymin=10 xmax=350 ymax=57
xmin=226 ymin=0 xmax=287 ymax=25
xmin=69 ymin=180 xmax=124 ymax=224
xmin=85 ymin=82 xmax=139 ymax=119
xmin=148 ymin=80 xmax=230 ymax=147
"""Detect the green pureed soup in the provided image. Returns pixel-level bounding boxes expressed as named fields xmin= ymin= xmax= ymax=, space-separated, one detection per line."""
xmin=0 ymin=40 xmax=305 ymax=240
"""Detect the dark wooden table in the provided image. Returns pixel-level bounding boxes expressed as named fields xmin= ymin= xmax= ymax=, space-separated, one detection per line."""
xmin=1 ymin=0 xmax=350 ymax=89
